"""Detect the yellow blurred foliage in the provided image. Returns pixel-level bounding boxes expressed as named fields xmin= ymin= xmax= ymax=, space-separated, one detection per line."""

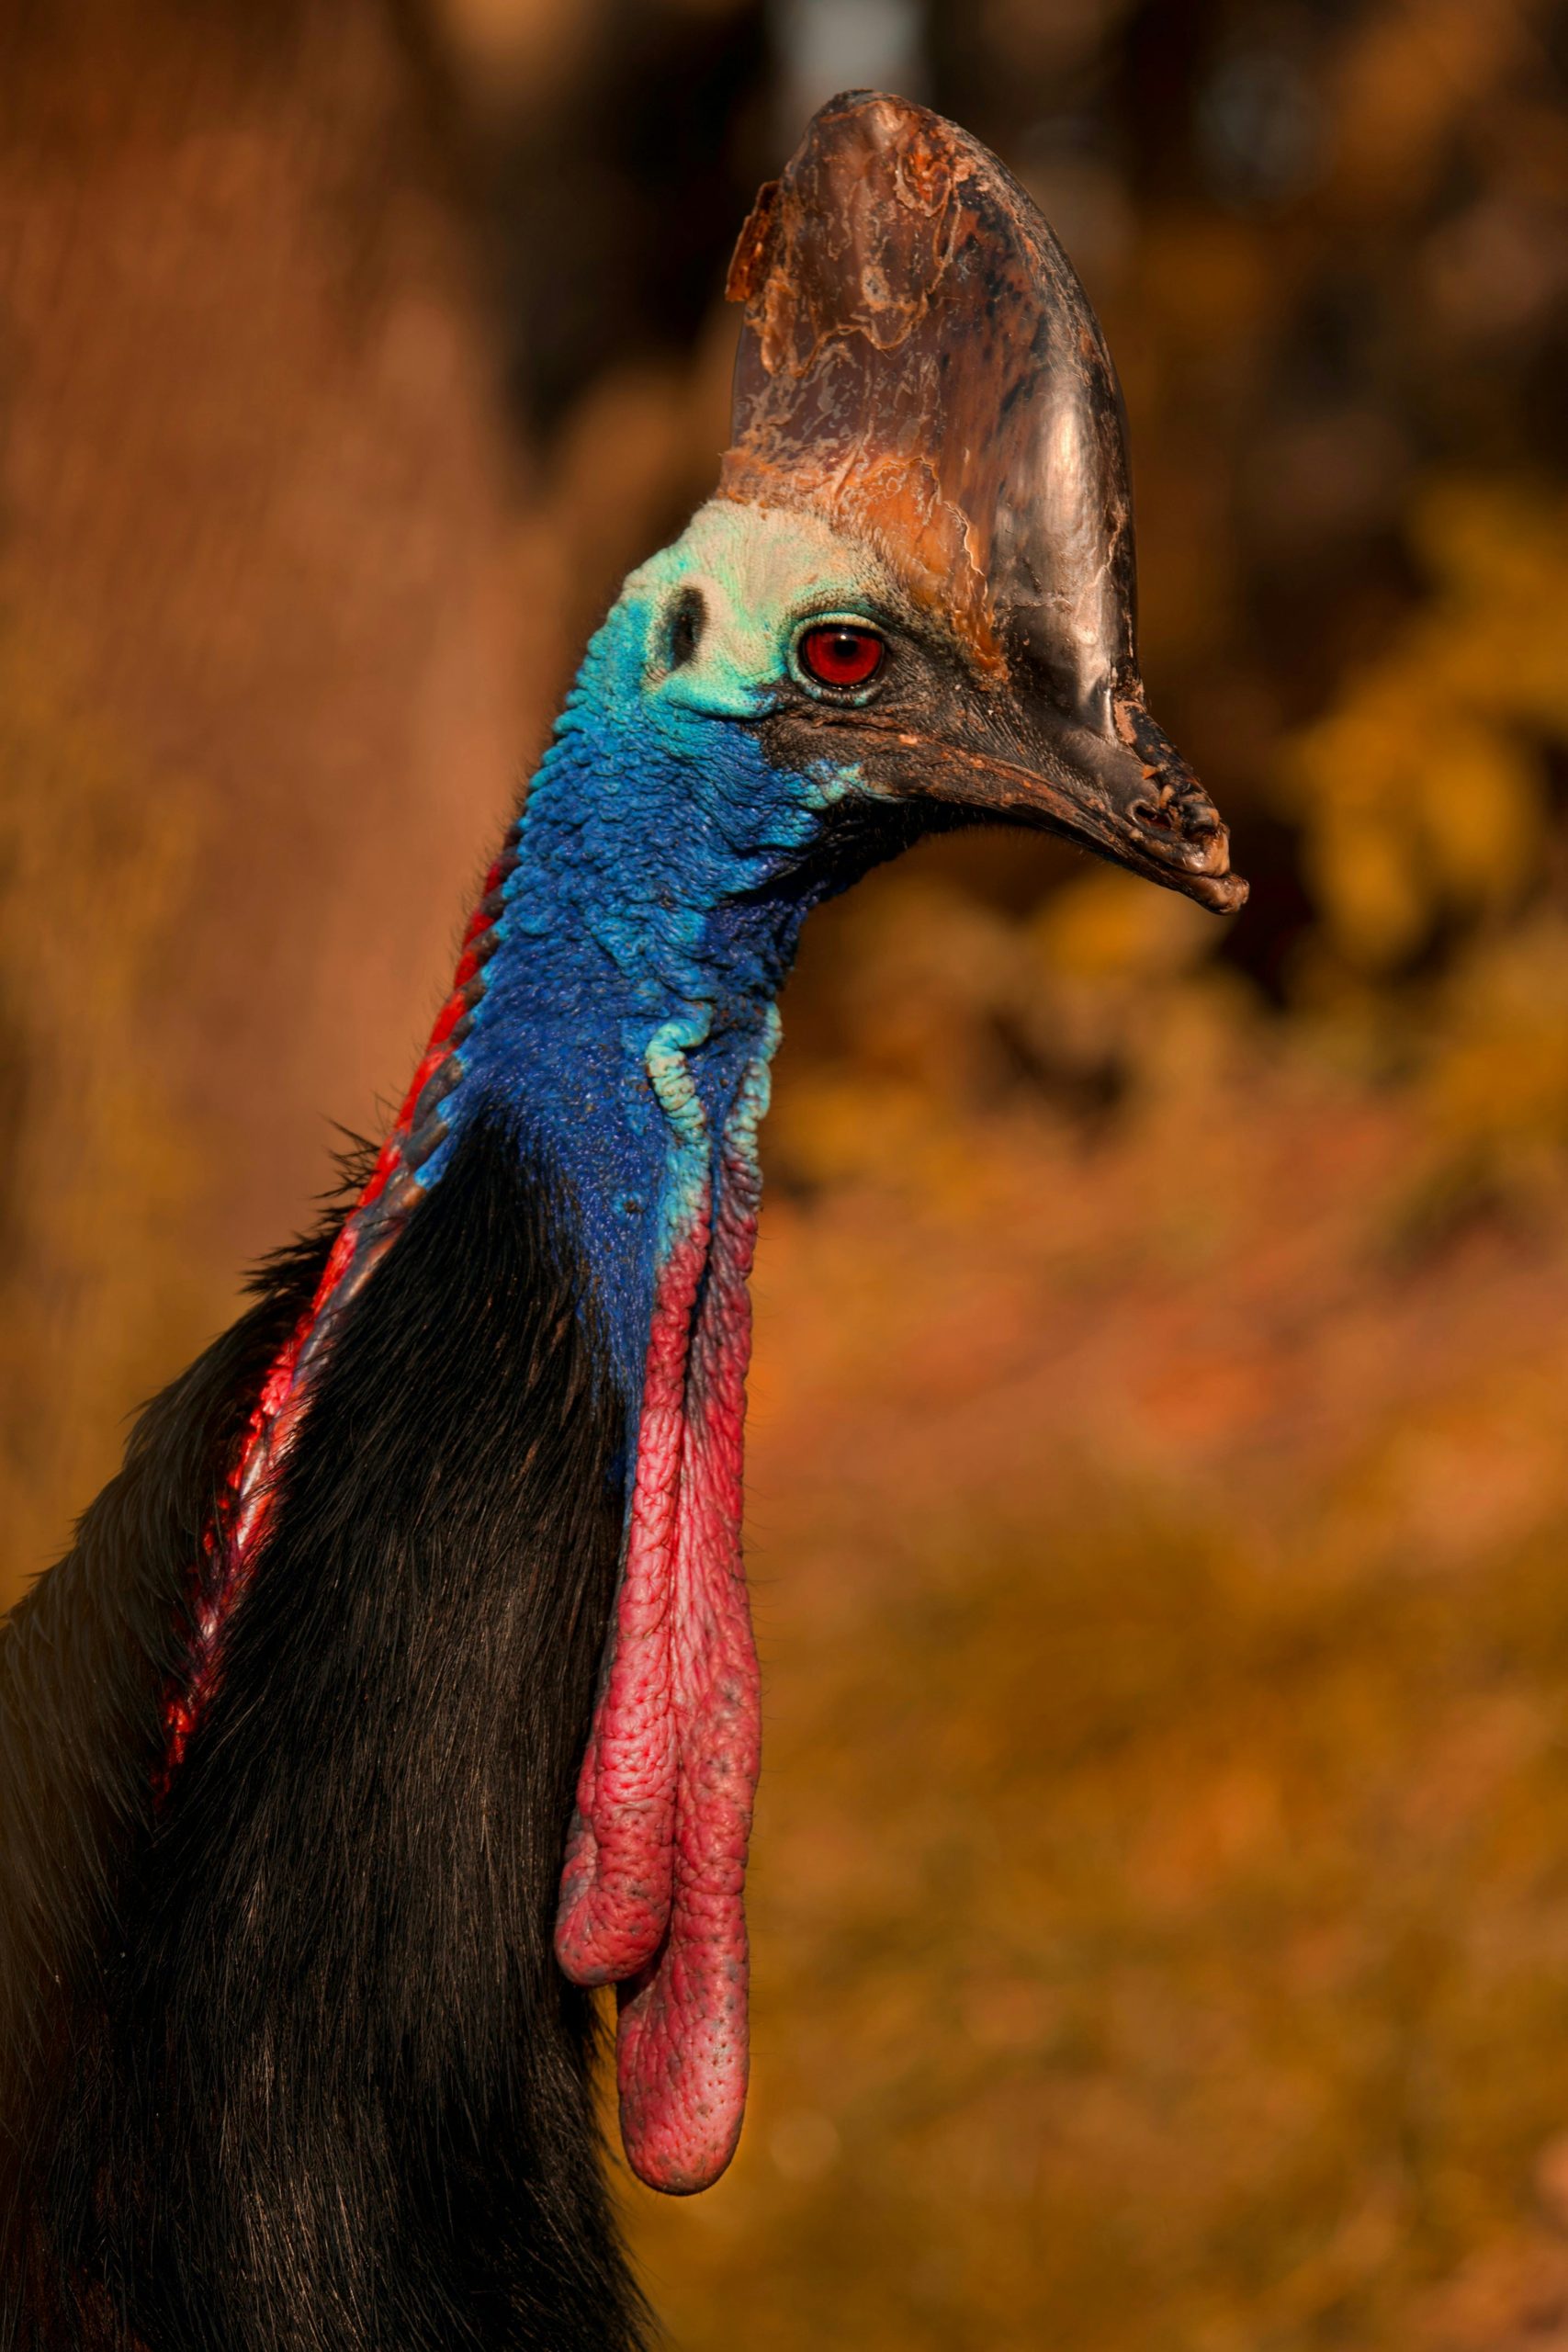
xmin=0 ymin=620 xmax=203 ymax=1580
xmin=1286 ymin=484 xmax=1568 ymax=974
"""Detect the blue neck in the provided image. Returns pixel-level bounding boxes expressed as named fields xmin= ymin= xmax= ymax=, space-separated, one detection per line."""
xmin=412 ymin=591 xmax=845 ymax=1402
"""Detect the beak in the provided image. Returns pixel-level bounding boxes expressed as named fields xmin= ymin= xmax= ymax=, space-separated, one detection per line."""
xmin=816 ymin=686 xmax=1247 ymax=914
xmin=721 ymin=90 xmax=1248 ymax=916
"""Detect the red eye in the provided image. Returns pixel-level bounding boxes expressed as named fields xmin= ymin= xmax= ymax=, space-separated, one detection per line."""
xmin=797 ymin=623 xmax=886 ymax=690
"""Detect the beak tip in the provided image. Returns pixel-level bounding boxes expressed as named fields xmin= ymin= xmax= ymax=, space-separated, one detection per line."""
xmin=1194 ymin=868 xmax=1250 ymax=915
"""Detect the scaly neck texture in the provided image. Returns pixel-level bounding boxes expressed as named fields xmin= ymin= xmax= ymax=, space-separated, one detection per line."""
xmin=430 ymin=591 xmax=829 ymax=1399
xmin=166 ymin=581 xmax=853 ymax=2193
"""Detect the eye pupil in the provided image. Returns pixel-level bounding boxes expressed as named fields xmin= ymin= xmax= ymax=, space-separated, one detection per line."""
xmin=799 ymin=624 xmax=885 ymax=689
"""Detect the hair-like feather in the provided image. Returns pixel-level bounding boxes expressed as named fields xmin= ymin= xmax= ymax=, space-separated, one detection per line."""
xmin=1 ymin=1120 xmax=648 ymax=2351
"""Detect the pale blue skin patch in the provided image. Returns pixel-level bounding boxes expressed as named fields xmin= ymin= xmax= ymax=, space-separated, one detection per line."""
xmin=415 ymin=500 xmax=908 ymax=1404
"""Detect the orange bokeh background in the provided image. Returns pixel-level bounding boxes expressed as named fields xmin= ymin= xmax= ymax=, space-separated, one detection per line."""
xmin=3 ymin=4 xmax=1567 ymax=2344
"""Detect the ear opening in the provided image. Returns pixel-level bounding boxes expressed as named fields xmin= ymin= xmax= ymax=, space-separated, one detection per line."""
xmin=666 ymin=587 xmax=705 ymax=673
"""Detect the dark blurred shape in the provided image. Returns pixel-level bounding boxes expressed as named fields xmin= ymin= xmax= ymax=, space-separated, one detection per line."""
xmin=1194 ymin=8 xmax=1325 ymax=211
xmin=439 ymin=0 xmax=773 ymax=432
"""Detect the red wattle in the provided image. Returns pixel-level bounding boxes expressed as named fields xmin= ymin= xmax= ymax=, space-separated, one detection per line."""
xmin=554 ymin=1129 xmax=764 ymax=2194
xmin=554 ymin=1206 xmax=711 ymax=1983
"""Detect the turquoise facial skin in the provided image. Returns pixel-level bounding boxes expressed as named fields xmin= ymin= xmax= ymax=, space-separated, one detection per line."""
xmin=415 ymin=502 xmax=905 ymax=1402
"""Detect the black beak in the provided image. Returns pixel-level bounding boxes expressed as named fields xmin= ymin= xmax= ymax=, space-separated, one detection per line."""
xmin=721 ymin=89 xmax=1248 ymax=916
xmin=886 ymin=697 xmax=1243 ymax=911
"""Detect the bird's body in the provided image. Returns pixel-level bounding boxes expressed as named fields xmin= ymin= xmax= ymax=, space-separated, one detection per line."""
xmin=0 ymin=97 xmax=1245 ymax=2352
xmin=2 ymin=1125 xmax=640 ymax=2349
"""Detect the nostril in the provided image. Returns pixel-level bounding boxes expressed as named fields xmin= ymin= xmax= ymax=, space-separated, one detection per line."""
xmin=1135 ymin=793 xmax=1223 ymax=840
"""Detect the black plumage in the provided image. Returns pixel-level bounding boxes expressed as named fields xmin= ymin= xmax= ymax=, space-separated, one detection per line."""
xmin=1 ymin=1122 xmax=648 ymax=2351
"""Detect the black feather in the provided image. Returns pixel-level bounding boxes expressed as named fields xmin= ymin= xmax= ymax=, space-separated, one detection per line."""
xmin=1 ymin=1116 xmax=648 ymax=2351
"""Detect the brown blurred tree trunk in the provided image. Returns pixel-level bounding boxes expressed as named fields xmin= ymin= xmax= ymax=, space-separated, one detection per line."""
xmin=0 ymin=0 xmax=526 ymax=1600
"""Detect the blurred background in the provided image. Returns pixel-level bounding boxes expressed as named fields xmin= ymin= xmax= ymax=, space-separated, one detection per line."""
xmin=2 ymin=0 xmax=1567 ymax=2343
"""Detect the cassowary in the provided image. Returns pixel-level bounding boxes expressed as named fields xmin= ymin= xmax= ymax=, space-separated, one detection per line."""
xmin=0 ymin=91 xmax=1246 ymax=2352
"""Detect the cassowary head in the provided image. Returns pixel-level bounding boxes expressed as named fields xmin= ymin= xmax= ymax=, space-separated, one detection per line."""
xmin=606 ymin=88 xmax=1246 ymax=917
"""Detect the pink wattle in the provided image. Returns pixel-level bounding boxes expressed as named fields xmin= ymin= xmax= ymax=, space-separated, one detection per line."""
xmin=553 ymin=1206 xmax=710 ymax=1984
xmin=554 ymin=1130 xmax=763 ymax=2194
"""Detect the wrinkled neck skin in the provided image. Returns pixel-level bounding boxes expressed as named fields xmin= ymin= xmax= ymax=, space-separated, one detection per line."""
xmin=171 ymin=502 xmax=908 ymax=2199
xmin=438 ymin=582 xmax=839 ymax=1402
